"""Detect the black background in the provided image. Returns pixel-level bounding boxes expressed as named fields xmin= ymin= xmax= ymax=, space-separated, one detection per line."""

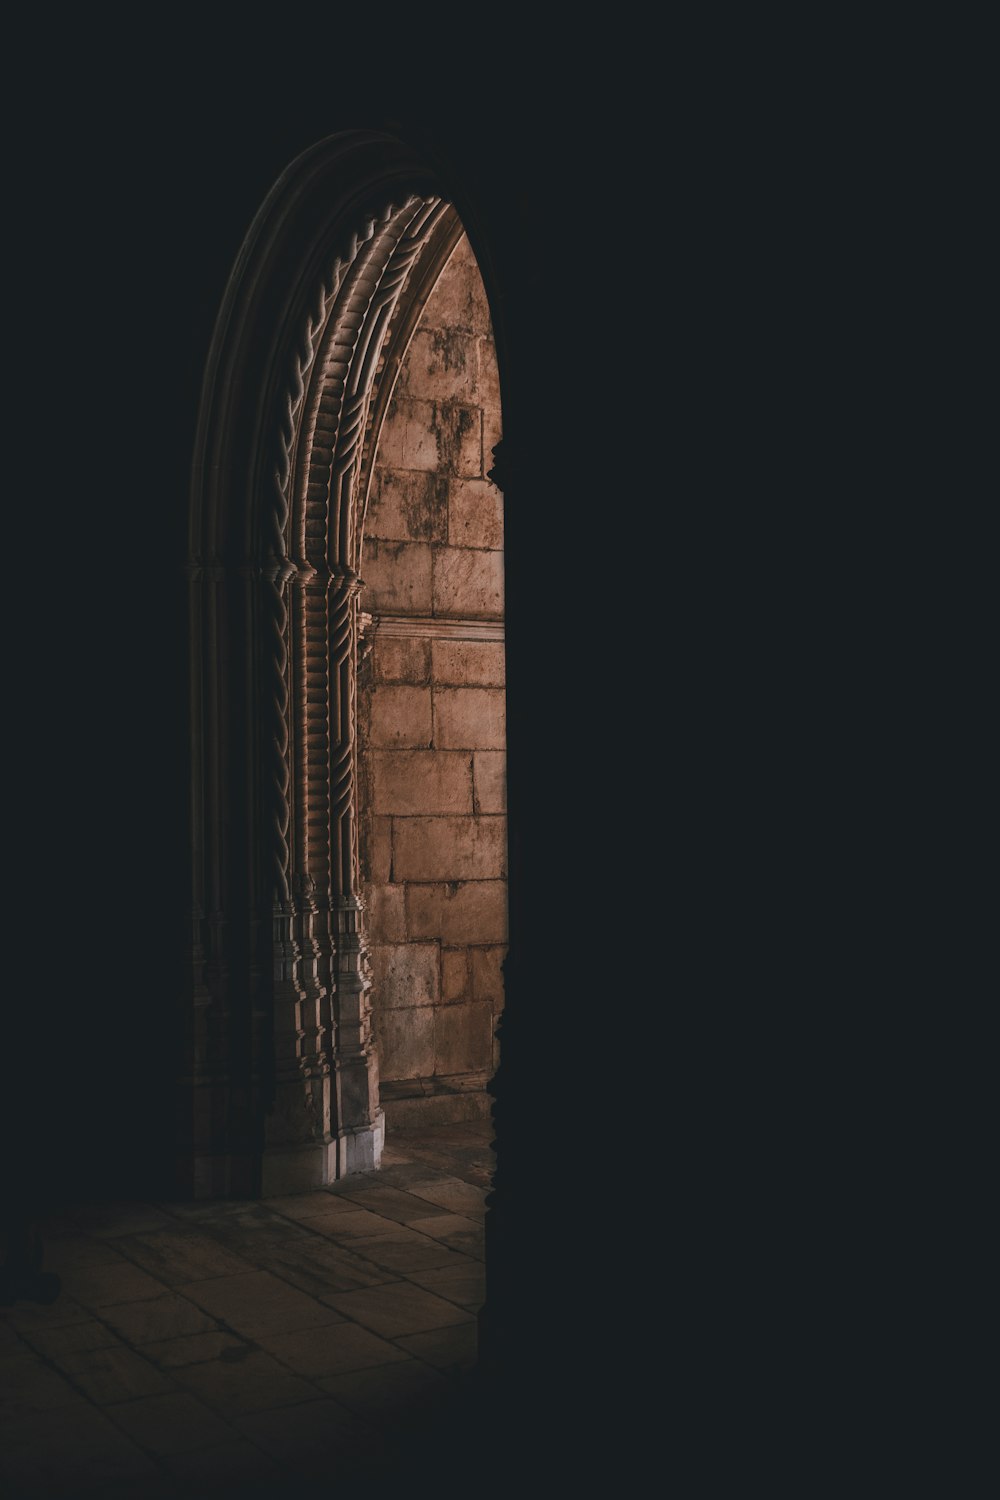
xmin=2 ymin=28 xmax=891 ymax=1476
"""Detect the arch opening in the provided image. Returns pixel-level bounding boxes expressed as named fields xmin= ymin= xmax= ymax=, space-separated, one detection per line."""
xmin=187 ymin=133 xmax=506 ymax=1198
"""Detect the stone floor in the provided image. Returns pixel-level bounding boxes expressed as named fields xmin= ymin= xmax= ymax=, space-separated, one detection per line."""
xmin=1 ymin=1122 xmax=493 ymax=1497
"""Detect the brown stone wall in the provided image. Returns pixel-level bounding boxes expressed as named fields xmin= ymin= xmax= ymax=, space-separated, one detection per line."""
xmin=358 ymin=234 xmax=506 ymax=1128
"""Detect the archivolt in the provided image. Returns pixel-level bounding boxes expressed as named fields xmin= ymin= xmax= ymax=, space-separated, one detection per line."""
xmin=187 ymin=137 xmax=463 ymax=1190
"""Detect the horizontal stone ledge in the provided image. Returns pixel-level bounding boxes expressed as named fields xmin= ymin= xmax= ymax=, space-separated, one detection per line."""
xmin=379 ymin=1071 xmax=489 ymax=1101
xmin=369 ymin=614 xmax=503 ymax=641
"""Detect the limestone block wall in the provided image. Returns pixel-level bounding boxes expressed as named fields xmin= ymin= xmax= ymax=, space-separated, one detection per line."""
xmin=358 ymin=234 xmax=506 ymax=1128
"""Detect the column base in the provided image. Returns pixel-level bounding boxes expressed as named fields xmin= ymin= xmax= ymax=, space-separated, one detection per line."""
xmin=260 ymin=1111 xmax=384 ymax=1197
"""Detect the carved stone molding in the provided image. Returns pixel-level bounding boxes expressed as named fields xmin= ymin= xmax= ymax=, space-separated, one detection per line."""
xmin=188 ymin=164 xmax=464 ymax=1195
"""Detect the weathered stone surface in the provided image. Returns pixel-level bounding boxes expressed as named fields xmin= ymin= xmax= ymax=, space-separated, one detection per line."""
xmin=405 ymin=882 xmax=508 ymax=944
xmin=368 ymin=685 xmax=432 ymax=748
xmin=111 ymin=1231 xmax=254 ymax=1286
xmin=99 ymin=1295 xmax=218 ymax=1346
xmin=430 ymin=639 xmax=505 ymax=686
xmin=254 ymin=1323 xmax=409 ymax=1378
xmin=471 ymin=945 xmax=506 ymax=1008
xmin=374 ymin=635 xmax=430 ymax=684
xmin=356 ymin=231 xmax=505 ymax=1109
xmin=178 ymin=1271 xmax=341 ymax=1339
xmin=396 ymin=329 xmax=479 ymax=403
xmin=483 ymin=398 xmax=503 ymax=466
xmin=448 ymin=478 xmax=503 ymax=549
xmin=473 ymin=750 xmax=506 ymax=812
xmin=434 ymin=1002 xmax=493 ymax=1075
xmin=423 ymin=242 xmax=493 ymax=334
xmin=102 ymin=1392 xmax=234 ymax=1457
xmin=370 ymin=750 xmax=472 ymax=816
xmin=361 ymin=539 xmax=432 ymax=613
xmin=367 ymin=883 xmax=405 ymax=943
xmin=377 ymin=396 xmax=437 ymax=472
xmin=432 ymin=546 xmax=503 ymax=617
xmin=323 ymin=1282 xmax=472 ymax=1338
xmin=393 ymin=1321 xmax=478 ymax=1372
xmin=52 ymin=1345 xmax=173 ymax=1404
xmin=375 ymin=1006 xmax=435 ymax=1081
xmin=405 ymin=1180 xmax=488 ymax=1221
xmin=434 ymin=403 xmax=483 ymax=477
xmin=393 ymin=816 xmax=506 ymax=881
xmin=370 ymin=816 xmax=392 ymax=882
xmin=370 ymin=943 xmax=439 ymax=1009
xmin=476 ymin=334 xmax=502 ymax=409
xmin=18 ymin=1321 xmax=121 ymax=1361
xmin=62 ymin=1263 xmax=169 ymax=1309
xmin=434 ymin=688 xmax=506 ymax=750
xmin=376 ymin=398 xmax=481 ymax=477
xmin=441 ymin=947 xmax=470 ymax=1003
xmin=365 ymin=467 xmax=446 ymax=542
xmin=142 ymin=1332 xmax=247 ymax=1369
xmin=170 ymin=1350 xmax=317 ymax=1417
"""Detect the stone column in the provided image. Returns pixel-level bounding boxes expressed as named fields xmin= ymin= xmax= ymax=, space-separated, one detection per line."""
xmin=329 ymin=569 xmax=383 ymax=1175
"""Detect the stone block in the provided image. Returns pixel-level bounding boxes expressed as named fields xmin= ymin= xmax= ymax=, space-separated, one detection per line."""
xmin=360 ymin=539 xmax=432 ymax=614
xmin=405 ymin=881 xmax=509 ymax=944
xmin=396 ymin=329 xmax=479 ymax=403
xmin=434 ymin=688 xmax=506 ymax=750
xmin=370 ymin=751 xmax=472 ymax=816
xmin=392 ymin=816 xmax=506 ymax=881
xmin=370 ymin=816 xmax=392 ymax=883
xmin=366 ymin=883 xmax=405 ymax=943
xmin=376 ymin=397 xmax=438 ymax=472
xmin=483 ymin=401 xmax=503 ymax=465
xmin=374 ymin=636 xmax=430 ymax=684
xmin=100 ymin=1392 xmax=234 ymax=1456
xmin=477 ymin=334 xmax=502 ymax=410
xmin=252 ymin=1325 xmax=408 ymax=1379
xmin=365 ymin=467 xmax=446 ymax=543
xmin=170 ymin=1350 xmax=317 ymax=1417
xmin=432 ymin=546 xmax=503 ymax=618
xmin=370 ymin=942 xmax=439 ymax=1009
xmin=431 ymin=639 xmax=505 ymax=686
xmin=474 ymin=751 xmax=507 ymax=812
xmin=368 ymin=685 xmax=432 ymax=748
xmin=434 ymin=403 xmax=483 ymax=477
xmin=323 ymin=1282 xmax=472 ymax=1338
xmin=471 ymin=945 xmax=506 ymax=1008
xmin=424 ymin=243 xmax=493 ymax=334
xmin=375 ymin=1005 xmax=435 ymax=1082
xmin=448 ymin=478 xmax=504 ymax=549
xmin=52 ymin=1346 xmax=172 ymax=1405
xmin=179 ymin=1271 xmax=340 ymax=1340
xmin=100 ymin=1296 xmax=218 ymax=1345
xmin=441 ymin=947 xmax=470 ymax=1003
xmin=434 ymin=1002 xmax=493 ymax=1076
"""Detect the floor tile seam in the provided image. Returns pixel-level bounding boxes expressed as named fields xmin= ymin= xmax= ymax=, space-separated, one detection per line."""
xmin=165 ymin=1371 xmax=344 ymax=1424
xmin=98 ymin=1391 xmax=247 ymax=1470
xmin=381 ymin=1335 xmax=476 ymax=1380
xmin=4 ymin=1343 xmax=189 ymax=1483
xmin=223 ymin=1249 xmax=407 ymax=1306
xmin=28 ymin=1299 xmax=265 ymax=1372
xmin=9 ymin=1302 xmax=197 ymax=1406
xmin=76 ymin=1234 xmax=251 ymax=1293
xmin=398 ymin=1273 xmax=484 ymax=1312
xmin=250 ymin=1219 xmax=468 ymax=1280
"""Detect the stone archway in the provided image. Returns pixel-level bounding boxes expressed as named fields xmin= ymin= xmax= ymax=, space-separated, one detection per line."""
xmin=187 ymin=132 xmax=503 ymax=1197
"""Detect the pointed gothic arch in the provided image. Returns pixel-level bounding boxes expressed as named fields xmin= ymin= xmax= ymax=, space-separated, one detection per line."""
xmin=186 ymin=132 xmax=498 ymax=1196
